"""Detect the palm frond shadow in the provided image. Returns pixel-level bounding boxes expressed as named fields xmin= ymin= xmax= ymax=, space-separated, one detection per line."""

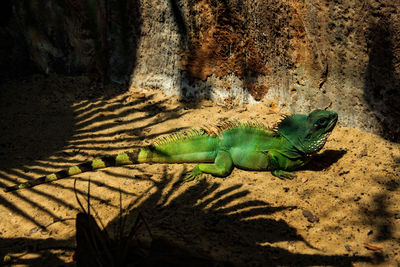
xmin=0 ymin=76 xmax=188 ymax=225
xmin=102 ymin=167 xmax=372 ymax=266
xmin=0 ymin=236 xmax=75 ymax=266
xmin=0 ymin=166 xmax=372 ymax=266
xmin=358 ymin=177 xmax=400 ymax=245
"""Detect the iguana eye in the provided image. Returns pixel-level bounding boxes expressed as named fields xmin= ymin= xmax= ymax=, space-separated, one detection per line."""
xmin=313 ymin=118 xmax=327 ymax=129
xmin=317 ymin=118 xmax=327 ymax=126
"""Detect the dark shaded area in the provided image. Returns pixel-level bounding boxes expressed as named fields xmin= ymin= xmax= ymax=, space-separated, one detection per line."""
xmin=0 ymin=237 xmax=75 ymax=266
xmin=111 ymin=170 xmax=372 ymax=266
xmin=0 ymin=74 xmax=187 ymax=227
xmin=359 ymin=177 xmax=400 ymax=245
xmin=0 ymin=0 xmax=141 ymax=84
xmin=0 ymin=0 xmax=35 ymax=79
xmin=74 ymin=193 xmax=228 ymax=266
xmin=364 ymin=8 xmax=400 ymax=142
xmin=169 ymin=0 xmax=188 ymax=41
xmin=104 ymin=168 xmax=370 ymax=266
xmin=302 ymin=149 xmax=347 ymax=172
xmin=0 ymin=76 xmax=128 ymax=171
xmin=0 ymin=0 xmax=12 ymax=26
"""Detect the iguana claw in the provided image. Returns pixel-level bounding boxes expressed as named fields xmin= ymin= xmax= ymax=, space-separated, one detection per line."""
xmin=182 ymin=166 xmax=203 ymax=183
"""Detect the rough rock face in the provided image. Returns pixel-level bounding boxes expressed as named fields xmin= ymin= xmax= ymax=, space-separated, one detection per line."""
xmin=1 ymin=0 xmax=399 ymax=141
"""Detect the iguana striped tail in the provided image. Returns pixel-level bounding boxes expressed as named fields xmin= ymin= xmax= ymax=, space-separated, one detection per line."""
xmin=4 ymin=129 xmax=219 ymax=192
xmin=4 ymin=150 xmax=141 ymax=192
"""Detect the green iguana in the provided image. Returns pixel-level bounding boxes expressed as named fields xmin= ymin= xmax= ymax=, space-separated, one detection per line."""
xmin=4 ymin=109 xmax=338 ymax=192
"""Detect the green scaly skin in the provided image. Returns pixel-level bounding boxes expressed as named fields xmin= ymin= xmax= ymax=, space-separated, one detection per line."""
xmin=4 ymin=110 xmax=338 ymax=192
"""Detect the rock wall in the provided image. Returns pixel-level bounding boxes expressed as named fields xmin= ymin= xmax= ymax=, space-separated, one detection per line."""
xmin=131 ymin=0 xmax=400 ymax=140
xmin=1 ymin=0 xmax=399 ymax=140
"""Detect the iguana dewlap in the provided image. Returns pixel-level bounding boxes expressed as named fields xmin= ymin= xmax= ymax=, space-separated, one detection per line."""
xmin=4 ymin=110 xmax=338 ymax=192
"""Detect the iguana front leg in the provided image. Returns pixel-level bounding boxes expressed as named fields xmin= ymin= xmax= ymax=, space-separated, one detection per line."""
xmin=267 ymin=150 xmax=297 ymax=180
xmin=183 ymin=150 xmax=233 ymax=182
xmin=272 ymin=169 xmax=296 ymax=180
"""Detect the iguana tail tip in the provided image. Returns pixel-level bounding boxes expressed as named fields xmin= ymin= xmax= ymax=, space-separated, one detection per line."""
xmin=4 ymin=186 xmax=18 ymax=193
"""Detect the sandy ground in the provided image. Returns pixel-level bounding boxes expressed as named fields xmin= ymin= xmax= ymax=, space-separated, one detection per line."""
xmin=0 ymin=74 xmax=399 ymax=266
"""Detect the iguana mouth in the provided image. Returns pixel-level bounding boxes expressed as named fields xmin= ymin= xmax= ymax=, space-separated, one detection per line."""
xmin=309 ymin=116 xmax=337 ymax=153
xmin=324 ymin=115 xmax=338 ymax=134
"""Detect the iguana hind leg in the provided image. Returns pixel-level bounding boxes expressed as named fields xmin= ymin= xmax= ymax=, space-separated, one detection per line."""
xmin=183 ymin=150 xmax=233 ymax=182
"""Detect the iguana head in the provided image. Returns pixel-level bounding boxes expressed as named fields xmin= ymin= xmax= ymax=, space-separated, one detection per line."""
xmin=278 ymin=110 xmax=338 ymax=155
